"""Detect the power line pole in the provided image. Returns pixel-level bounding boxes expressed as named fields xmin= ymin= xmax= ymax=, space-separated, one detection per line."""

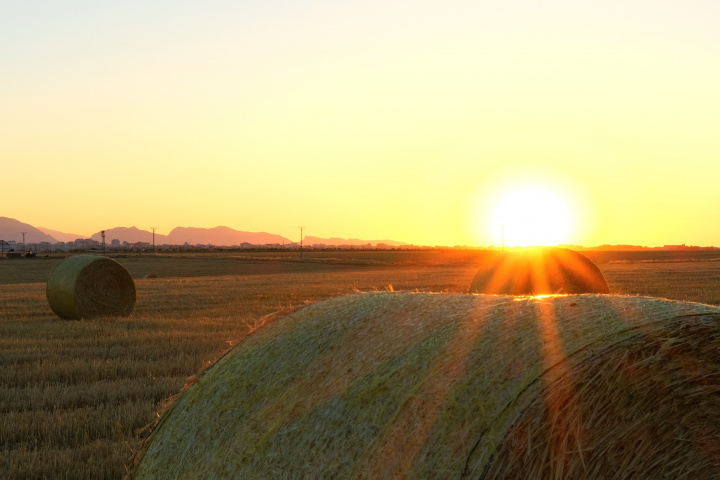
xmin=101 ymin=230 xmax=106 ymax=255
xmin=151 ymin=227 xmax=157 ymax=253
xmin=298 ymin=226 xmax=306 ymax=259
xmin=21 ymin=232 xmax=27 ymax=253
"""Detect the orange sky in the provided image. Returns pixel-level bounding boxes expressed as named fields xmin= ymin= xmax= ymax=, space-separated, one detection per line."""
xmin=2 ymin=1 xmax=719 ymax=247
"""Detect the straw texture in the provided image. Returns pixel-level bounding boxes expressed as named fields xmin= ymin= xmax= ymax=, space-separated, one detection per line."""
xmin=469 ymin=247 xmax=609 ymax=295
xmin=483 ymin=311 xmax=720 ymax=479
xmin=46 ymin=255 xmax=136 ymax=319
xmin=131 ymin=293 xmax=719 ymax=479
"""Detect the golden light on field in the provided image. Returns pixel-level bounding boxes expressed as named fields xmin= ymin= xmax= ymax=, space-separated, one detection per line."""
xmin=490 ymin=186 xmax=573 ymax=248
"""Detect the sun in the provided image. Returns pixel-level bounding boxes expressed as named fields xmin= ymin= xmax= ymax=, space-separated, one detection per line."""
xmin=490 ymin=186 xmax=573 ymax=247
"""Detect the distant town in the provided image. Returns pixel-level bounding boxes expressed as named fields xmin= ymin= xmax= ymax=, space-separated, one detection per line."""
xmin=1 ymin=237 xmax=718 ymax=258
xmin=0 ymin=237 xmax=413 ymax=255
xmin=0 ymin=216 xmax=717 ymax=257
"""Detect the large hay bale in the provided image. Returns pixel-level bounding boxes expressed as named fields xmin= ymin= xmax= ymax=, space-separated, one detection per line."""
xmin=131 ymin=293 xmax=720 ymax=479
xmin=469 ymin=247 xmax=609 ymax=295
xmin=46 ymin=255 xmax=136 ymax=319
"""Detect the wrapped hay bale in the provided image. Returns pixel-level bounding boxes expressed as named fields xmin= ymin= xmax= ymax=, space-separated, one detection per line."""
xmin=143 ymin=274 xmax=158 ymax=279
xmin=131 ymin=293 xmax=720 ymax=479
xmin=46 ymin=255 xmax=136 ymax=319
xmin=469 ymin=247 xmax=609 ymax=295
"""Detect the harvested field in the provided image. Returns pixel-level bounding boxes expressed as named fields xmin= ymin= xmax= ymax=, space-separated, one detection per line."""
xmin=599 ymin=260 xmax=720 ymax=305
xmin=0 ymin=254 xmax=387 ymax=284
xmin=0 ymin=250 xmax=719 ymax=479
xmin=0 ymin=262 xmax=473 ymax=479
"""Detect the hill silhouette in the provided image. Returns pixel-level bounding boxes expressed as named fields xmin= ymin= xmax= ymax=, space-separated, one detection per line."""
xmin=3 ymin=217 xmax=409 ymax=247
xmin=38 ymin=226 xmax=89 ymax=243
xmin=90 ymin=227 xmax=169 ymax=244
xmin=0 ymin=217 xmax=59 ymax=245
xmin=165 ymin=226 xmax=290 ymax=246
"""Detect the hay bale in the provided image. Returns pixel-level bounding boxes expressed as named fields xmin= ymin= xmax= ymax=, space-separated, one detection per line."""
xmin=143 ymin=274 xmax=158 ymax=279
xmin=46 ymin=255 xmax=136 ymax=319
xmin=469 ymin=247 xmax=609 ymax=295
xmin=131 ymin=293 xmax=720 ymax=479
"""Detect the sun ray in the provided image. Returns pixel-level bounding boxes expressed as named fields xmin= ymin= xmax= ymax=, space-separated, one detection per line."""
xmin=363 ymin=303 xmax=492 ymax=477
xmin=533 ymin=297 xmax=587 ymax=478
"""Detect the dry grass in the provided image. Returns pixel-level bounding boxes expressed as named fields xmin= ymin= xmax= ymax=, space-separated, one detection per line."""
xmin=0 ymin=262 xmax=473 ymax=480
xmin=131 ymin=293 xmax=719 ymax=479
xmin=484 ymin=312 xmax=720 ymax=479
xmin=0 ymin=250 xmax=719 ymax=479
xmin=600 ymin=260 xmax=720 ymax=305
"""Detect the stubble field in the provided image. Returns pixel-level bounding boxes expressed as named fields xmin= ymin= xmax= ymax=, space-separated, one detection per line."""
xmin=1 ymin=250 xmax=719 ymax=479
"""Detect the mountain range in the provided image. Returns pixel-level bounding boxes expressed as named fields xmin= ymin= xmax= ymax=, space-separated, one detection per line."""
xmin=0 ymin=217 xmax=59 ymax=245
xmin=37 ymin=226 xmax=88 ymax=243
xmin=0 ymin=217 xmax=408 ymax=247
xmin=88 ymin=226 xmax=291 ymax=246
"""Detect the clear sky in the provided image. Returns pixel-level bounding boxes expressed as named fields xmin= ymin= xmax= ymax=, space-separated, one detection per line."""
xmin=2 ymin=1 xmax=719 ymax=246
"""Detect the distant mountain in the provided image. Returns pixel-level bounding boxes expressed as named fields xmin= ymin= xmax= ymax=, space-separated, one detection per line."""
xmin=2 ymin=217 xmax=409 ymax=248
xmin=304 ymin=236 xmax=409 ymax=247
xmin=37 ymin=226 xmax=87 ymax=243
xmin=166 ymin=226 xmax=291 ymax=246
xmin=0 ymin=217 xmax=60 ymax=244
xmin=90 ymin=226 xmax=168 ymax=244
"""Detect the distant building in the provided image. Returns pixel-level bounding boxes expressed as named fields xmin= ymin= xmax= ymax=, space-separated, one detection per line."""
xmin=662 ymin=244 xmax=687 ymax=250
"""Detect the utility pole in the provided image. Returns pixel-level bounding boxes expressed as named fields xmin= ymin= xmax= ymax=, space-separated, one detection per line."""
xmin=101 ymin=230 xmax=106 ymax=255
xmin=21 ymin=232 xmax=27 ymax=254
xmin=298 ymin=226 xmax=306 ymax=259
xmin=151 ymin=227 xmax=157 ymax=253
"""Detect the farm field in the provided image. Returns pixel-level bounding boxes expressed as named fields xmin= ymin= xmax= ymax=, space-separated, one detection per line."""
xmin=1 ymin=250 xmax=719 ymax=479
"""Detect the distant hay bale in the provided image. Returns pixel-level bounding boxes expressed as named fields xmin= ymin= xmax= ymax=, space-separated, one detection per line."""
xmin=469 ymin=247 xmax=609 ymax=295
xmin=143 ymin=274 xmax=158 ymax=279
xmin=131 ymin=293 xmax=720 ymax=479
xmin=46 ymin=255 xmax=136 ymax=320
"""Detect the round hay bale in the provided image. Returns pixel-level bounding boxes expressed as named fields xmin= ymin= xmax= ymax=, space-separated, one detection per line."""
xmin=131 ymin=293 xmax=720 ymax=479
xmin=469 ymin=247 xmax=609 ymax=295
xmin=143 ymin=273 xmax=158 ymax=279
xmin=46 ymin=255 xmax=136 ymax=319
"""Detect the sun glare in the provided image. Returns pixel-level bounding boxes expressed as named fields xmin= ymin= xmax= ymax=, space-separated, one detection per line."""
xmin=490 ymin=186 xmax=573 ymax=247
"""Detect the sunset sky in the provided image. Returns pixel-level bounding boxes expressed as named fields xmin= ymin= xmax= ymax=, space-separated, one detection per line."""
xmin=2 ymin=1 xmax=719 ymax=247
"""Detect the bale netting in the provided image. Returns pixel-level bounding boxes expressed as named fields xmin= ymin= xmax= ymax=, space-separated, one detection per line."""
xmin=131 ymin=292 xmax=720 ymax=479
xmin=46 ymin=255 xmax=136 ymax=320
xmin=469 ymin=247 xmax=609 ymax=295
